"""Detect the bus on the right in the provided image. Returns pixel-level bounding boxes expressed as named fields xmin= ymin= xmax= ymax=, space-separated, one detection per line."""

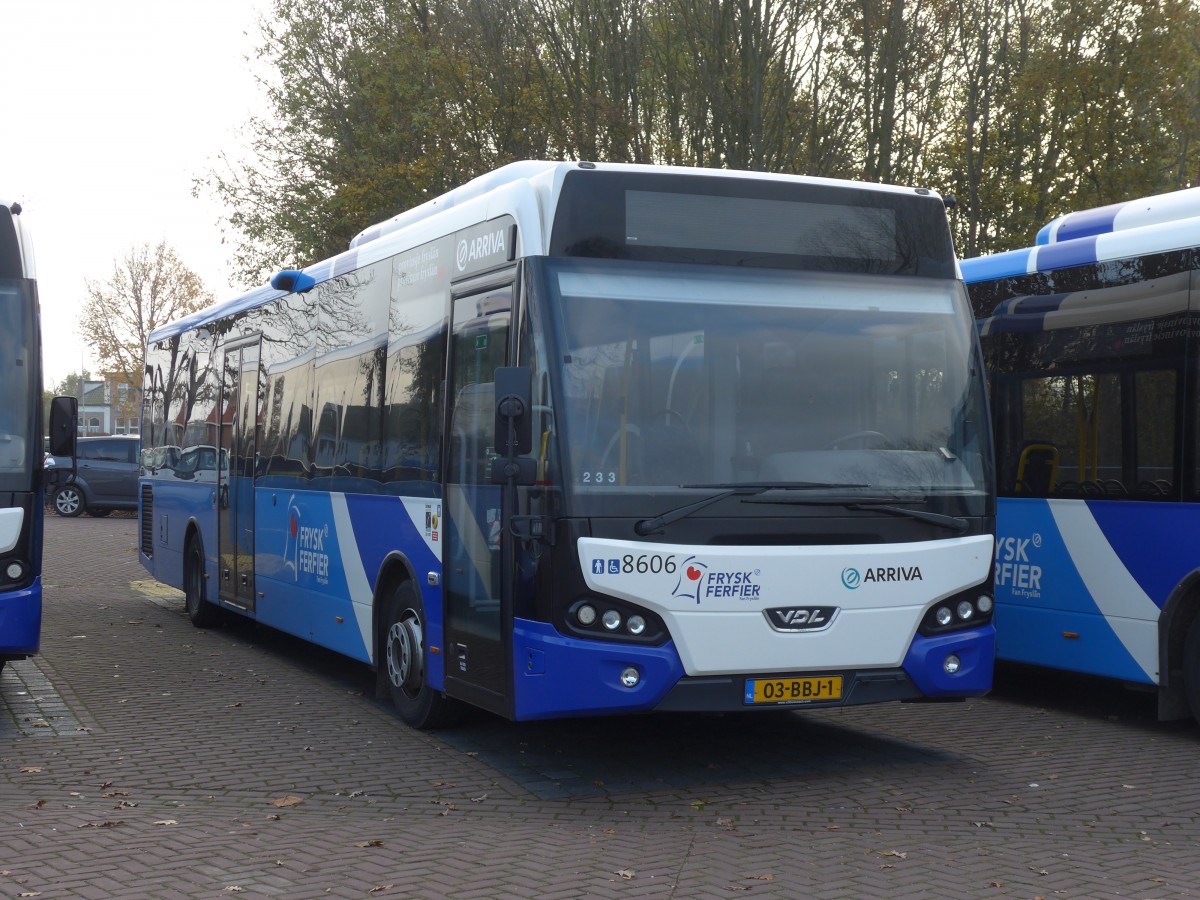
xmin=962 ymin=186 xmax=1200 ymax=723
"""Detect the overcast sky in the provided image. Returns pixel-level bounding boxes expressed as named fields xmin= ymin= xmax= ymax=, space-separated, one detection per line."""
xmin=2 ymin=0 xmax=269 ymax=387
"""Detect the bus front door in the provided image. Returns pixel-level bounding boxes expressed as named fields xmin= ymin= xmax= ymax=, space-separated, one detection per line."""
xmin=217 ymin=337 xmax=261 ymax=612
xmin=442 ymin=283 xmax=513 ymax=717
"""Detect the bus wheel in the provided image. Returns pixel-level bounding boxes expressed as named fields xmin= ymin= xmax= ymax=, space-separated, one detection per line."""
xmin=184 ymin=536 xmax=219 ymax=628
xmin=53 ymin=485 xmax=85 ymax=517
xmin=383 ymin=581 xmax=459 ymax=729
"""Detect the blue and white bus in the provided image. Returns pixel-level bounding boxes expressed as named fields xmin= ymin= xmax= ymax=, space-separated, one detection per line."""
xmin=0 ymin=200 xmax=75 ymax=672
xmin=139 ymin=161 xmax=996 ymax=727
xmin=962 ymin=186 xmax=1200 ymax=722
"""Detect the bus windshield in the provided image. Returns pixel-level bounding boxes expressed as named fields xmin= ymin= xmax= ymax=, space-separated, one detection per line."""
xmin=0 ymin=279 xmax=36 ymax=491
xmin=545 ymin=257 xmax=991 ymax=517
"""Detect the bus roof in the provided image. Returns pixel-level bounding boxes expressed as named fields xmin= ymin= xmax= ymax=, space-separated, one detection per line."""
xmin=0 ymin=200 xmax=35 ymax=281
xmin=961 ymin=208 xmax=1200 ymax=285
xmin=150 ymin=161 xmax=948 ymax=344
xmin=348 ymin=160 xmax=938 ymax=251
xmin=1035 ymin=185 xmax=1200 ymax=246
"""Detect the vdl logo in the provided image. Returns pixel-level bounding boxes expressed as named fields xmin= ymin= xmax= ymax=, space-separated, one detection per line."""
xmin=841 ymin=567 xmax=862 ymax=590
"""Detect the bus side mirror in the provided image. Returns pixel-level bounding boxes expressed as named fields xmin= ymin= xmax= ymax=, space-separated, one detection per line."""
xmin=491 ymin=366 xmax=536 ymax=485
xmin=46 ymin=396 xmax=78 ymax=487
xmin=48 ymin=396 xmax=77 ymax=458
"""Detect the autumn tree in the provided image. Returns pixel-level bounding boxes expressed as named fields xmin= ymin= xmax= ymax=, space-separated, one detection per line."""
xmin=78 ymin=242 xmax=213 ymax=386
xmin=203 ymin=0 xmax=1200 ymax=275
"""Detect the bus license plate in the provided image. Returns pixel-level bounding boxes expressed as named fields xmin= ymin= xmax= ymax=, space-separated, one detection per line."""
xmin=744 ymin=676 xmax=843 ymax=705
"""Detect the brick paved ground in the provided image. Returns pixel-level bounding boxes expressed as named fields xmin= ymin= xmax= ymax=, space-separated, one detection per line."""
xmin=1 ymin=514 xmax=1197 ymax=898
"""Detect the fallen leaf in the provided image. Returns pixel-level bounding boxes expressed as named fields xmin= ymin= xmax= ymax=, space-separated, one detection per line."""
xmin=716 ymin=817 xmax=735 ymax=827
xmin=154 ymin=820 xmax=179 ymax=826
xmin=77 ymin=821 xmax=124 ymax=828
xmin=745 ymin=874 xmax=775 ymax=881
xmin=222 ymin=888 xmax=245 ymax=894
xmin=355 ymin=840 xmax=384 ymax=848
xmin=368 ymin=885 xmax=394 ymax=894
xmin=616 ymin=869 xmax=635 ymax=880
xmin=266 ymin=814 xmax=281 ymax=821
xmin=878 ymin=850 xmax=907 ymax=860
xmin=18 ymin=767 xmax=42 ymax=774
xmin=269 ymin=795 xmax=304 ymax=808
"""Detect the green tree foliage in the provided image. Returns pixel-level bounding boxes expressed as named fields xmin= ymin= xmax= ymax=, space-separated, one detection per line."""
xmin=203 ymin=0 xmax=1200 ymax=282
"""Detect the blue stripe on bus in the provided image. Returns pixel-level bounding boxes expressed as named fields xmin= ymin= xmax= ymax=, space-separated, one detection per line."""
xmin=1087 ymin=501 xmax=1200 ymax=610
xmin=331 ymin=249 xmax=360 ymax=279
xmin=1034 ymin=235 xmax=1098 ymax=271
xmin=959 ymin=247 xmax=1033 ymax=283
xmin=1052 ymin=203 xmax=1122 ymax=244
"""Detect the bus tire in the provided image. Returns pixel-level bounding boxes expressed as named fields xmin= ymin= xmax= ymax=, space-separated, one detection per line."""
xmin=383 ymin=581 xmax=460 ymax=729
xmin=184 ymin=535 xmax=219 ymax=629
xmin=1184 ymin=613 xmax=1200 ymax=724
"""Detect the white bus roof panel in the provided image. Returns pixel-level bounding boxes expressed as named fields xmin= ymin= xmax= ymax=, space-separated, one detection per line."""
xmin=1036 ymin=185 xmax=1200 ymax=245
xmin=962 ymin=214 xmax=1200 ymax=285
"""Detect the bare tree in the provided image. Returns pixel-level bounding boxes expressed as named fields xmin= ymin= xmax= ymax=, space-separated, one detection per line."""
xmin=78 ymin=241 xmax=213 ymax=385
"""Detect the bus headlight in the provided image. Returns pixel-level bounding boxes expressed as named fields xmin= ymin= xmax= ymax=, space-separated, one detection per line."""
xmin=944 ymin=654 xmax=962 ymax=674
xmin=5 ymin=561 xmax=24 ymax=581
xmin=620 ymin=667 xmax=640 ymax=687
xmin=602 ymin=610 xmax=622 ymax=631
xmin=935 ymin=606 xmax=953 ymax=627
xmin=576 ymin=604 xmax=597 ymax=626
xmin=977 ymin=594 xmax=994 ymax=614
xmin=627 ymin=615 xmax=646 ymax=636
xmin=956 ymin=600 xmax=975 ymax=621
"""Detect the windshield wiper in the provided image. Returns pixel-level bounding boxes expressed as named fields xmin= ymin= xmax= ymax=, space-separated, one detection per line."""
xmin=746 ymin=493 xmax=969 ymax=533
xmin=633 ymin=482 xmax=865 ymax=536
xmin=847 ymin=502 xmax=969 ymax=533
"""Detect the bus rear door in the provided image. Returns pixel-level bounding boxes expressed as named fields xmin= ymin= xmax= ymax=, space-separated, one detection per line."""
xmin=217 ymin=336 xmax=261 ymax=612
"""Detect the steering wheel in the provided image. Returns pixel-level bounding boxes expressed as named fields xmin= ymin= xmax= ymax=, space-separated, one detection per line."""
xmin=829 ymin=430 xmax=890 ymax=450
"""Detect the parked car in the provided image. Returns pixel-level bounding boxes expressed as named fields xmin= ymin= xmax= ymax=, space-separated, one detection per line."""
xmin=45 ymin=435 xmax=141 ymax=517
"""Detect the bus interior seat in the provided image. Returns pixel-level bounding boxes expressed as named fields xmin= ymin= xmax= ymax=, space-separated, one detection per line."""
xmin=1013 ymin=440 xmax=1059 ymax=496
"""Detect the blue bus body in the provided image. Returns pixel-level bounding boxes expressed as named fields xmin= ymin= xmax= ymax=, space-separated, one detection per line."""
xmin=0 ymin=201 xmax=46 ymax=666
xmin=141 ymin=162 xmax=996 ymax=727
xmin=963 ymin=185 xmax=1200 ymax=720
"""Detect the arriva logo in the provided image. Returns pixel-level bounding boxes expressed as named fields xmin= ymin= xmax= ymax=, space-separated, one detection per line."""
xmin=843 ymin=565 xmax=924 ymax=589
xmin=456 ymin=229 xmax=506 ymax=272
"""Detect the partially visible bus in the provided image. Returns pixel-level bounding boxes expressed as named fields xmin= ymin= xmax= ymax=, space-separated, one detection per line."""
xmin=140 ymin=161 xmax=996 ymax=728
xmin=0 ymin=200 xmax=75 ymax=672
xmin=962 ymin=186 xmax=1200 ymax=722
